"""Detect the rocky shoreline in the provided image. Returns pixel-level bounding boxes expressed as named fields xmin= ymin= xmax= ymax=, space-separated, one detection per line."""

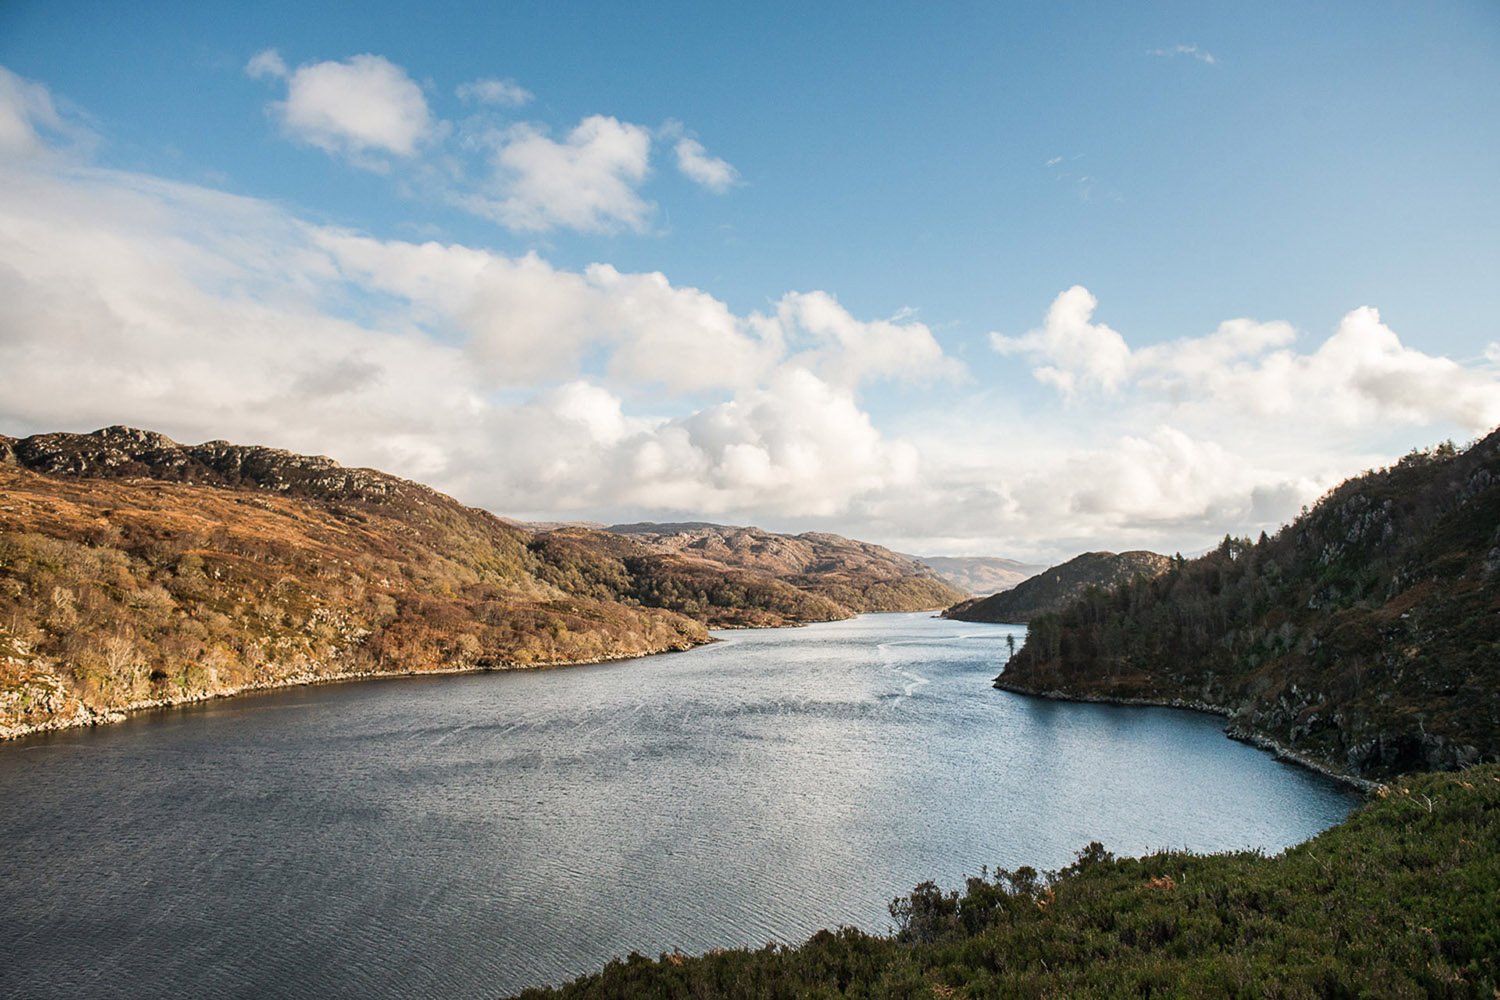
xmin=1 ymin=637 xmax=709 ymax=743
xmin=993 ymin=679 xmax=1382 ymax=794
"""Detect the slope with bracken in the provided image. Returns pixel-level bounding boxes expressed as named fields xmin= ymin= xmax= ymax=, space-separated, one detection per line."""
xmin=0 ymin=427 xmax=716 ymax=738
xmin=996 ymin=431 xmax=1500 ymax=780
xmin=0 ymin=427 xmax=963 ymax=738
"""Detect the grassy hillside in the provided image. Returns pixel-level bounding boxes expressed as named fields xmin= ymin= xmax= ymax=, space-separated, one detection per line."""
xmin=996 ymin=432 xmax=1500 ymax=779
xmin=945 ymin=551 xmax=1170 ymax=623
xmin=0 ymin=427 xmax=963 ymax=737
xmin=510 ymin=766 xmax=1499 ymax=999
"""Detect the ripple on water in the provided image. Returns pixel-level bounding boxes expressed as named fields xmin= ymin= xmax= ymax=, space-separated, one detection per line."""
xmin=0 ymin=613 xmax=1356 ymax=999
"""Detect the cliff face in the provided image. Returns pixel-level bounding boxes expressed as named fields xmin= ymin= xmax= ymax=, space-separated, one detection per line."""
xmin=0 ymin=427 xmax=954 ymax=738
xmin=996 ymin=432 xmax=1500 ymax=780
xmin=944 ymin=551 xmax=1171 ymax=623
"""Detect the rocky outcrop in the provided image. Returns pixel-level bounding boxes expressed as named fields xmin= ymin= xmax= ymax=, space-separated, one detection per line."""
xmin=2 ymin=425 xmax=438 ymax=505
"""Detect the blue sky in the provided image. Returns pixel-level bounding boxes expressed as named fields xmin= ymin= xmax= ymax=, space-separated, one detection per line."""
xmin=1 ymin=1 xmax=1497 ymax=560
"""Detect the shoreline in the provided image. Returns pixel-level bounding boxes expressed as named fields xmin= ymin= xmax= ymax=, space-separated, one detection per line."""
xmin=1 ymin=638 xmax=712 ymax=743
xmin=3 ymin=607 xmax=956 ymax=743
xmin=993 ymin=679 xmax=1382 ymax=794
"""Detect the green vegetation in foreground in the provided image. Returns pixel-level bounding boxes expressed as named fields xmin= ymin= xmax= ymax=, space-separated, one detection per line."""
xmin=510 ymin=766 xmax=1500 ymax=999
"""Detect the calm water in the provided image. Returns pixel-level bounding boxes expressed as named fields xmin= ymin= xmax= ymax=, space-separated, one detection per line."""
xmin=0 ymin=613 xmax=1356 ymax=998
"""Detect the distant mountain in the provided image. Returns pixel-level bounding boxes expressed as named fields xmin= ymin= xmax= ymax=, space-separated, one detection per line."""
xmin=0 ymin=427 xmax=955 ymax=739
xmin=603 ymin=522 xmax=966 ymax=615
xmin=944 ymin=551 xmax=1171 ymax=623
xmin=913 ymin=555 xmax=1048 ymax=596
xmin=996 ymin=431 xmax=1500 ymax=780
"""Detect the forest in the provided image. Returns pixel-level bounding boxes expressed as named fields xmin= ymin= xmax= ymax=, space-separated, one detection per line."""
xmin=999 ymin=433 xmax=1500 ymax=779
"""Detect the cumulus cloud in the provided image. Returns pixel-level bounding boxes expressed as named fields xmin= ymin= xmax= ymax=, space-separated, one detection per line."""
xmin=0 ymin=86 xmax=953 ymax=535
xmin=466 ymin=115 xmax=654 ymax=233
xmin=244 ymin=51 xmax=738 ymax=234
xmin=455 ymin=77 xmax=532 ymax=107
xmin=5 ymin=68 xmax=1496 ymax=563
xmin=674 ymin=137 xmax=738 ymax=192
xmin=309 ymin=232 xmax=788 ymax=393
xmin=248 ymin=51 xmax=433 ymax=165
xmin=779 ymin=291 xmax=966 ymax=388
xmin=991 ymin=285 xmax=1131 ymax=396
xmin=995 ymin=286 xmax=1500 ymax=435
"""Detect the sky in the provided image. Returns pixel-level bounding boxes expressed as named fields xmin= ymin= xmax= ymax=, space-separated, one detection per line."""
xmin=0 ymin=1 xmax=1497 ymax=562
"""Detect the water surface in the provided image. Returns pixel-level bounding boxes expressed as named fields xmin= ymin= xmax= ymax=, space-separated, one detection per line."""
xmin=0 ymin=613 xmax=1356 ymax=998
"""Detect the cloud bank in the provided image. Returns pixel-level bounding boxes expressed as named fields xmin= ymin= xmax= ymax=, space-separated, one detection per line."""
xmin=3 ymin=66 xmax=1497 ymax=561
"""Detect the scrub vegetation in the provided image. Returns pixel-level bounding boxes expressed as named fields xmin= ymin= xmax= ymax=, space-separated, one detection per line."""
xmin=510 ymin=767 xmax=1499 ymax=999
xmin=0 ymin=426 xmax=959 ymax=736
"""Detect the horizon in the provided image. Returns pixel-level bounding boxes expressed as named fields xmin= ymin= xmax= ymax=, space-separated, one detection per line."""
xmin=2 ymin=1 xmax=1497 ymax=563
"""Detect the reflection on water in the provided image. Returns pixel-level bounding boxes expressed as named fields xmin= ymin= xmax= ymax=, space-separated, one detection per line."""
xmin=0 ymin=613 xmax=1356 ymax=999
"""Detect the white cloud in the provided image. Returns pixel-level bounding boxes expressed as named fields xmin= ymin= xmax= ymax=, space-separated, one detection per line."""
xmin=674 ymin=137 xmax=738 ymax=193
xmin=994 ymin=287 xmax=1500 ymax=435
xmin=243 ymin=52 xmax=738 ymax=234
xmin=250 ymin=52 xmax=433 ymax=164
xmin=991 ymin=285 xmax=1130 ymax=396
xmin=5 ymin=68 xmax=1497 ymax=565
xmin=1149 ymin=44 xmax=1217 ymax=65
xmin=0 ymin=64 xmax=94 ymax=158
xmin=244 ymin=49 xmax=288 ymax=80
xmin=311 ymin=232 xmax=783 ymax=393
xmin=778 ymin=290 xmax=965 ymax=388
xmin=467 ymin=115 xmax=654 ymax=233
xmin=0 ymin=145 xmax=954 ymax=533
xmin=455 ymin=77 xmax=533 ymax=107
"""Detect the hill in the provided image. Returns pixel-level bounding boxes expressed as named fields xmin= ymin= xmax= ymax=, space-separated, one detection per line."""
xmin=0 ymin=427 xmax=954 ymax=738
xmin=996 ymin=432 xmax=1500 ymax=780
xmin=910 ymin=555 xmax=1047 ymax=596
xmin=944 ymin=550 xmax=1171 ymax=622
xmin=508 ymin=766 xmax=1499 ymax=998
xmin=603 ymin=522 xmax=965 ymax=615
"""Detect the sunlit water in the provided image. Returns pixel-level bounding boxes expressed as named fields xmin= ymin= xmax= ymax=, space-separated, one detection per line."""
xmin=0 ymin=613 xmax=1356 ymax=998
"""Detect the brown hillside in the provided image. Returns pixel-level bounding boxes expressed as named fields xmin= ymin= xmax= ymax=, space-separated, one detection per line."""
xmin=606 ymin=522 xmax=966 ymax=613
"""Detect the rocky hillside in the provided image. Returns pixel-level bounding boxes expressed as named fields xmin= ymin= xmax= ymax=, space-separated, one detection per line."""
xmin=912 ymin=555 xmax=1047 ymax=597
xmin=605 ymin=522 xmax=965 ymax=614
xmin=944 ymin=551 xmax=1171 ymax=623
xmin=0 ymin=427 xmax=954 ymax=738
xmin=997 ymin=432 xmax=1500 ymax=780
